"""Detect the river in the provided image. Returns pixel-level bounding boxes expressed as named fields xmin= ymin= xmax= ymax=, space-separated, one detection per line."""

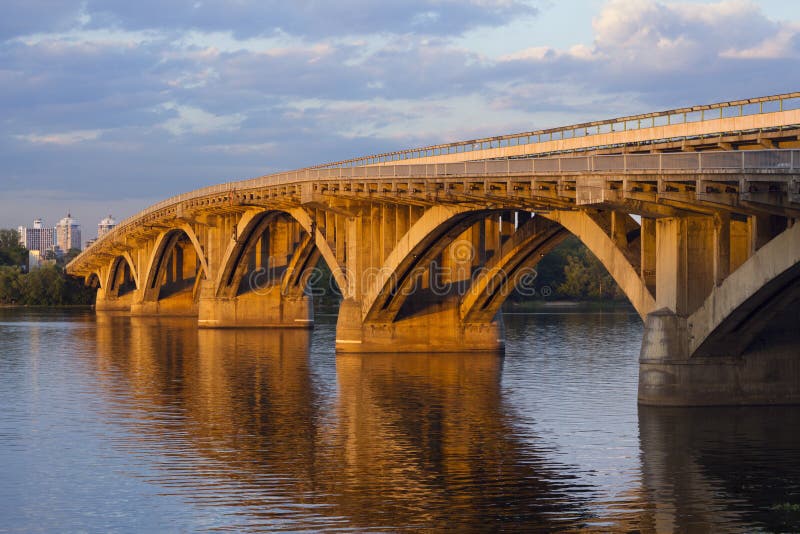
xmin=1 ymin=308 xmax=799 ymax=532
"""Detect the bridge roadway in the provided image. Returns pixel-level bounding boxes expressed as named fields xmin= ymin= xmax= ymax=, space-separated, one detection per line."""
xmin=68 ymin=93 xmax=800 ymax=406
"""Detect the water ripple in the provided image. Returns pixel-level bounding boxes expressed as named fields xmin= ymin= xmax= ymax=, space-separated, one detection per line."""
xmin=0 ymin=308 xmax=798 ymax=531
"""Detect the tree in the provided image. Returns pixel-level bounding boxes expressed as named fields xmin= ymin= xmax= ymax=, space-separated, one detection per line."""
xmin=0 ymin=229 xmax=28 ymax=267
xmin=557 ymin=246 xmax=623 ymax=300
xmin=0 ymin=266 xmax=22 ymax=303
xmin=20 ymin=265 xmax=65 ymax=305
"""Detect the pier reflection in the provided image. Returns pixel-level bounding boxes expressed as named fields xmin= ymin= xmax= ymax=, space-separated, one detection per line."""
xmin=92 ymin=315 xmax=592 ymax=530
xmin=329 ymin=352 xmax=590 ymax=529
xmin=638 ymin=405 xmax=800 ymax=532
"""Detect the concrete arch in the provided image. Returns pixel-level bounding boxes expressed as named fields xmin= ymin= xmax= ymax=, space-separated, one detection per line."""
xmin=215 ymin=208 xmax=345 ymax=301
xmin=460 ymin=216 xmax=570 ymax=323
xmin=287 ymin=207 xmax=348 ymax=298
xmin=280 ymin=232 xmax=322 ymax=299
xmin=362 ymin=205 xmax=492 ymax=323
xmin=215 ymin=210 xmax=282 ymax=299
xmin=142 ymin=228 xmax=208 ymax=302
xmin=689 ymin=222 xmax=800 ymax=357
xmin=543 ymin=210 xmax=656 ymax=319
xmin=86 ymin=272 xmax=102 ymax=289
xmin=104 ymin=253 xmax=138 ymax=296
xmin=177 ymin=222 xmax=210 ymax=282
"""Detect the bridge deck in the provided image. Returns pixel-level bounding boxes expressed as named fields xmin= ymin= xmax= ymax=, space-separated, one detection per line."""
xmin=68 ymin=148 xmax=800 ymax=275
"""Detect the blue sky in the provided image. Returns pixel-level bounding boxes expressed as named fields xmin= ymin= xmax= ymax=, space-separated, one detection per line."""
xmin=1 ymin=0 xmax=799 ymax=238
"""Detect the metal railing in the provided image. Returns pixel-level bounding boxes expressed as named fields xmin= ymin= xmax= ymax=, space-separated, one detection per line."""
xmin=307 ymin=92 xmax=800 ymax=169
xmin=69 ymin=149 xmax=798 ymax=269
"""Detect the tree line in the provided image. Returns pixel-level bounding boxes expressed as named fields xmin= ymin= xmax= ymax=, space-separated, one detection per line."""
xmin=0 ymin=229 xmax=96 ymax=305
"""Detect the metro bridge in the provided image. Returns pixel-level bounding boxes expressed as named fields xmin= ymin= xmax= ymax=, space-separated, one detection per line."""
xmin=67 ymin=93 xmax=800 ymax=406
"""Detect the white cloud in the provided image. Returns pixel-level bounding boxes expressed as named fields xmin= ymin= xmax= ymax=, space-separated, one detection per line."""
xmin=720 ymin=23 xmax=800 ymax=59
xmin=16 ymin=129 xmax=103 ymax=145
xmin=159 ymin=102 xmax=245 ymax=135
xmin=590 ymin=0 xmax=797 ymax=65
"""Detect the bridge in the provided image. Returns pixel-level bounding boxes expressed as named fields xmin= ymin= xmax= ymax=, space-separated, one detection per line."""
xmin=67 ymin=93 xmax=800 ymax=406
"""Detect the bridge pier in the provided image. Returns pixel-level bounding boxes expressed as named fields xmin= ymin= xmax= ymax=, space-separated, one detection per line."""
xmin=638 ymin=219 xmax=800 ymax=406
xmin=335 ymin=298 xmax=504 ymax=353
xmin=94 ymin=287 xmax=134 ymax=312
xmin=198 ymin=280 xmax=313 ymax=328
xmin=130 ymin=291 xmax=199 ymax=317
xmin=639 ymin=310 xmax=800 ymax=405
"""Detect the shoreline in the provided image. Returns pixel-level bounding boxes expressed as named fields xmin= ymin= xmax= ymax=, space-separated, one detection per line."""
xmin=0 ymin=304 xmax=94 ymax=309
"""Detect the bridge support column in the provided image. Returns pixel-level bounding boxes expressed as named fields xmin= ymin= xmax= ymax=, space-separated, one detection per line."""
xmin=335 ymin=298 xmax=504 ymax=353
xmin=95 ymin=286 xmax=134 ymax=312
xmin=197 ymin=280 xmax=313 ymax=328
xmin=639 ymin=309 xmax=800 ymax=406
xmin=639 ymin=218 xmax=800 ymax=406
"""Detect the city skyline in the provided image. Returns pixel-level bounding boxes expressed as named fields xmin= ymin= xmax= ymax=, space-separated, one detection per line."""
xmin=16 ymin=212 xmax=118 ymax=249
xmin=1 ymin=0 xmax=799 ymax=230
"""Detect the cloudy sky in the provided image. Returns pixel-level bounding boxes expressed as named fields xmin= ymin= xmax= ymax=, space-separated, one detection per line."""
xmin=2 ymin=0 xmax=799 ymax=240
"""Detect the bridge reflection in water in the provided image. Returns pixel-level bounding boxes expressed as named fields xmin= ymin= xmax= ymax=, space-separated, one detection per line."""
xmin=88 ymin=313 xmax=800 ymax=531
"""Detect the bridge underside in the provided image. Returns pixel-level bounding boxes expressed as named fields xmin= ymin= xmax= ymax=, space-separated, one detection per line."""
xmin=68 ymin=95 xmax=800 ymax=406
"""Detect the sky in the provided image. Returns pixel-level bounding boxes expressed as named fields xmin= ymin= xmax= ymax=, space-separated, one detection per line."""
xmin=1 ymin=0 xmax=799 ymax=241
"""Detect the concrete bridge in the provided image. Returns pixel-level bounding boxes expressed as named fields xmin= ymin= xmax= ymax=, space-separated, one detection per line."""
xmin=67 ymin=93 xmax=800 ymax=406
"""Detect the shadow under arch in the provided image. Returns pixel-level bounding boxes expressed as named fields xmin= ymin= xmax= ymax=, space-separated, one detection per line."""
xmin=215 ymin=209 xmax=346 ymax=301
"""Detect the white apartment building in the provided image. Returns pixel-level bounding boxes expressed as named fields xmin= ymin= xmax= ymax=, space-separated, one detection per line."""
xmin=17 ymin=218 xmax=55 ymax=254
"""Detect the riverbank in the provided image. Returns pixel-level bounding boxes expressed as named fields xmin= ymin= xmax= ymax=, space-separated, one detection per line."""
xmin=504 ymin=299 xmax=634 ymax=313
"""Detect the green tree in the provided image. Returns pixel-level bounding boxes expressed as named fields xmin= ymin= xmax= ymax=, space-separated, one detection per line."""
xmin=63 ymin=272 xmax=98 ymax=305
xmin=20 ymin=265 xmax=65 ymax=305
xmin=0 ymin=266 xmax=23 ymax=303
xmin=0 ymin=229 xmax=28 ymax=267
xmin=557 ymin=247 xmax=623 ymax=300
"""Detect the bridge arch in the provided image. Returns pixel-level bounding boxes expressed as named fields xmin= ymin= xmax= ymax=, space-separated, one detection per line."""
xmin=142 ymin=227 xmax=208 ymax=304
xmin=690 ymin=222 xmax=800 ymax=357
xmin=86 ymin=272 xmax=102 ymax=290
xmin=105 ymin=254 xmax=139 ymax=298
xmin=361 ymin=206 xmax=654 ymax=327
xmin=214 ymin=209 xmax=337 ymax=300
xmin=460 ymin=216 xmax=570 ymax=323
xmin=361 ymin=205 xmax=492 ymax=323
xmin=215 ymin=210 xmax=283 ymax=299
xmin=543 ymin=210 xmax=656 ymax=319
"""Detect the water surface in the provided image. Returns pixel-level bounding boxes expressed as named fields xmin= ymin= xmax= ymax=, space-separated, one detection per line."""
xmin=1 ymin=308 xmax=799 ymax=531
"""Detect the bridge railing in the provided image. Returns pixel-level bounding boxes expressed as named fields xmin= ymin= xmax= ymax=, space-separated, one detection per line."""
xmin=71 ymin=149 xmax=799 ymax=267
xmin=294 ymin=150 xmax=799 ymax=178
xmin=307 ymin=92 xmax=800 ymax=169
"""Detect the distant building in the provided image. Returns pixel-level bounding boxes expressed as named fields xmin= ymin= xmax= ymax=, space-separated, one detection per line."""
xmin=27 ymin=250 xmax=42 ymax=271
xmin=18 ymin=218 xmax=56 ymax=254
xmin=56 ymin=213 xmax=82 ymax=254
xmin=97 ymin=215 xmax=117 ymax=239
